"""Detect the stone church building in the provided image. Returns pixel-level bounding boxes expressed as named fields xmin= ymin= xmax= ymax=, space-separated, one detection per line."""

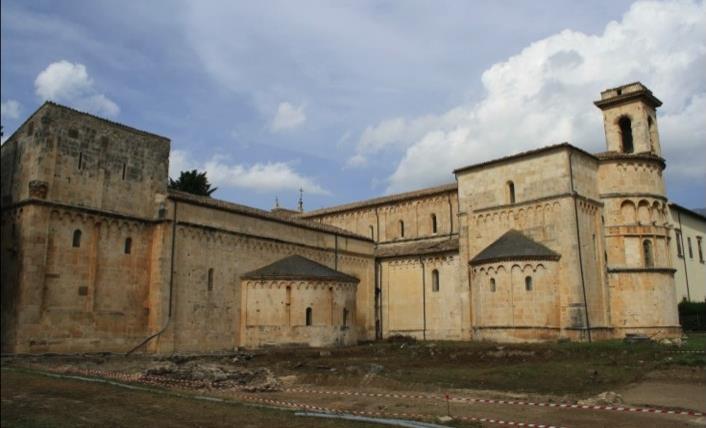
xmin=1 ymin=82 xmax=682 ymax=354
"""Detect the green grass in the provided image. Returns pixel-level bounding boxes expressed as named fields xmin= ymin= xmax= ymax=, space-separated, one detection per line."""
xmin=253 ymin=334 xmax=705 ymax=396
xmin=683 ymin=332 xmax=706 ymax=350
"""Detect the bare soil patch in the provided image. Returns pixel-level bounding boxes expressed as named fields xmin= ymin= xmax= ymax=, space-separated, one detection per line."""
xmin=4 ymin=335 xmax=704 ymax=398
xmin=1 ymin=369 xmax=383 ymax=428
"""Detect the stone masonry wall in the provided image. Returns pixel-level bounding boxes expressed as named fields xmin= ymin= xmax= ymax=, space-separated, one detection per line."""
xmin=380 ymin=253 xmax=461 ymax=340
xmin=154 ymin=197 xmax=375 ymax=353
xmin=306 ymin=189 xmax=458 ymax=243
xmin=241 ymin=279 xmax=357 ymax=348
xmin=471 ymin=261 xmax=559 ymax=342
xmin=458 ymin=147 xmax=608 ymax=340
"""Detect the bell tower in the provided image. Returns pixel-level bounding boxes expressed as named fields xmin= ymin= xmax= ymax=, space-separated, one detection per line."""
xmin=595 ymin=82 xmax=680 ymax=340
xmin=594 ymin=82 xmax=662 ymax=156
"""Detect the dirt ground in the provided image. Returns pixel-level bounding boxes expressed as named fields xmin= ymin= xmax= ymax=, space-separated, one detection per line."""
xmin=0 ymin=370 xmax=392 ymax=428
xmin=2 ymin=335 xmax=705 ymax=427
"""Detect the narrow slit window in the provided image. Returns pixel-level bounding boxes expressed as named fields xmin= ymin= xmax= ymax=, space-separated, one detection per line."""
xmin=431 ymin=269 xmax=440 ymax=292
xmin=207 ymin=268 xmax=214 ymax=291
xmin=643 ymin=240 xmax=654 ymax=267
xmin=305 ymin=307 xmax=313 ymax=326
xmin=676 ymin=231 xmax=684 ymax=258
xmin=72 ymin=229 xmax=82 ymax=248
xmin=698 ymin=237 xmax=704 ymax=263
xmin=431 ymin=214 xmax=437 ymax=234
xmin=399 ymin=220 xmax=405 ymax=238
xmin=122 ymin=163 xmax=127 ymax=180
xmin=369 ymin=225 xmax=374 ymax=240
xmin=490 ymin=277 xmax=496 ymax=292
xmin=687 ymin=237 xmax=693 ymax=259
xmin=525 ymin=276 xmax=533 ymax=291
xmin=648 ymin=116 xmax=657 ymax=152
xmin=124 ymin=237 xmax=132 ymax=254
xmin=507 ymin=181 xmax=515 ymax=204
xmin=78 ymin=152 xmax=84 ymax=170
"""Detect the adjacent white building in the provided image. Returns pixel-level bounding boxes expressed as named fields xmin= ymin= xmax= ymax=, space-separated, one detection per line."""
xmin=670 ymin=204 xmax=706 ymax=303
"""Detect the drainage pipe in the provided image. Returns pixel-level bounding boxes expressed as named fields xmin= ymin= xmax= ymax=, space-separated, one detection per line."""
xmin=568 ymin=152 xmax=592 ymax=342
xmin=126 ymin=200 xmax=178 ymax=355
xmin=420 ymin=256 xmax=427 ymax=341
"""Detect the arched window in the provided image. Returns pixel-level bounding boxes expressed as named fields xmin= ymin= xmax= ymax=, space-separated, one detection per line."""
xmin=431 ymin=269 xmax=440 ymax=292
xmin=643 ymin=240 xmax=654 ymax=267
xmin=342 ymin=308 xmax=349 ymax=327
xmin=490 ymin=277 xmax=496 ymax=292
xmin=431 ymin=214 xmax=438 ymax=234
xmin=619 ymin=116 xmax=634 ymax=153
xmin=525 ymin=276 xmax=533 ymax=291
xmin=72 ymin=229 xmax=82 ymax=248
xmin=124 ymin=237 xmax=132 ymax=254
xmin=305 ymin=307 xmax=313 ymax=326
xmin=207 ymin=268 xmax=214 ymax=291
xmin=507 ymin=181 xmax=516 ymax=204
xmin=399 ymin=220 xmax=405 ymax=238
xmin=369 ymin=225 xmax=374 ymax=240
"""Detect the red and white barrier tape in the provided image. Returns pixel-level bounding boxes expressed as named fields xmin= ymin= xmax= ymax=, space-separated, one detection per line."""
xmin=222 ymin=393 xmax=567 ymax=428
xmin=39 ymin=367 xmax=704 ymax=419
xmin=28 ymin=366 xmax=566 ymax=428
xmin=284 ymin=387 xmax=705 ymax=417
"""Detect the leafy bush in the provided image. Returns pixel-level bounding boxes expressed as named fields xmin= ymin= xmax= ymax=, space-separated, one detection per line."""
xmin=679 ymin=299 xmax=706 ymax=331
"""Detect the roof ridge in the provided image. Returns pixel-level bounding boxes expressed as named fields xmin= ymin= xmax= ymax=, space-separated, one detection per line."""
xmin=453 ymin=143 xmax=597 ymax=175
xmin=44 ymin=101 xmax=170 ymax=140
xmin=301 ymin=182 xmax=457 ymax=218
xmin=168 ymin=189 xmax=372 ymax=241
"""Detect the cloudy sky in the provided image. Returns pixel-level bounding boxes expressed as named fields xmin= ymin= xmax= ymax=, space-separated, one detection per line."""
xmin=1 ymin=0 xmax=704 ymax=210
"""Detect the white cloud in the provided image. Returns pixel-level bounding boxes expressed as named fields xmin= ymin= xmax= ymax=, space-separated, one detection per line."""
xmin=34 ymin=60 xmax=120 ymax=117
xmin=168 ymin=149 xmax=197 ymax=179
xmin=345 ymin=153 xmax=368 ymax=169
xmin=169 ymin=150 xmax=329 ymax=195
xmin=351 ymin=0 xmax=706 ymax=193
xmin=1 ymin=100 xmax=21 ymax=119
xmin=271 ymin=102 xmax=306 ymax=132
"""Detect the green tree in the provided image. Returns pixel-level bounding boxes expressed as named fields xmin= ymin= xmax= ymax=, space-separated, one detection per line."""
xmin=169 ymin=169 xmax=218 ymax=197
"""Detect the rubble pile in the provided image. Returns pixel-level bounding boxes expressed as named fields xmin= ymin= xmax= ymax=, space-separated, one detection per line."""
xmin=143 ymin=354 xmax=280 ymax=392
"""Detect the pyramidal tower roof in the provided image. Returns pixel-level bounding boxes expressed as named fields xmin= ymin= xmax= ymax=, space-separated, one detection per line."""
xmin=470 ymin=230 xmax=560 ymax=265
xmin=241 ymin=255 xmax=359 ymax=283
